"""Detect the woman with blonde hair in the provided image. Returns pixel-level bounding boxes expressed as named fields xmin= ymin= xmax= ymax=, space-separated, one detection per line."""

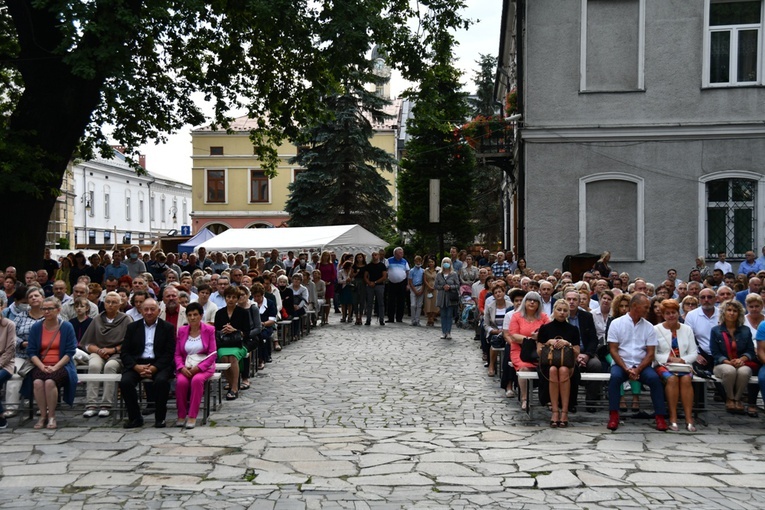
xmin=593 ymin=251 xmax=612 ymax=278
xmin=508 ymin=291 xmax=549 ymax=411
xmin=710 ymin=300 xmax=756 ymax=414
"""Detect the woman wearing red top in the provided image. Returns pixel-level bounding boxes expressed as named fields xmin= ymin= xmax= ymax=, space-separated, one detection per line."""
xmin=318 ymin=251 xmax=337 ymax=325
xmin=508 ymin=291 xmax=550 ymax=411
xmin=24 ymin=297 xmax=78 ymax=430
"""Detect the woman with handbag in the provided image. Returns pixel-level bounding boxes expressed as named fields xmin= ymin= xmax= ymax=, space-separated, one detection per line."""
xmin=537 ymin=300 xmax=579 ymax=427
xmin=484 ymin=284 xmax=510 ymax=377
xmin=508 ymin=291 xmax=549 ymax=411
xmin=710 ymin=299 xmax=756 ymax=414
xmin=435 ymin=257 xmax=461 ymax=339
xmin=23 ymin=297 xmax=78 ymax=430
xmin=214 ymin=286 xmax=250 ymax=401
xmin=654 ymin=299 xmax=698 ymax=432
xmin=237 ymin=286 xmax=261 ymax=391
xmin=174 ymin=302 xmax=217 ymax=429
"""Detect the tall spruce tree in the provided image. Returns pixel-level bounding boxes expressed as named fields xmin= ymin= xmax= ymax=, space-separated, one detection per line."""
xmin=397 ymin=34 xmax=476 ymax=251
xmin=469 ymin=54 xmax=498 ymax=116
xmin=285 ymin=80 xmax=396 ymax=237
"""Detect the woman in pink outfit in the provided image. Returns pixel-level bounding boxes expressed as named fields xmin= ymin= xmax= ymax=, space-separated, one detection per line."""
xmin=174 ymin=302 xmax=217 ymax=429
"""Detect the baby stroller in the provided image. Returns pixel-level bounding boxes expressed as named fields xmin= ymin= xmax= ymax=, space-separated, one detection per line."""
xmin=457 ymin=286 xmax=476 ymax=329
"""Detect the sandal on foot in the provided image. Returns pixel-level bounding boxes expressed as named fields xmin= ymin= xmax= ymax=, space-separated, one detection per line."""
xmin=550 ymin=411 xmax=559 ymax=428
xmin=747 ymin=406 xmax=759 ymax=418
xmin=46 ymin=417 xmax=57 ymax=430
xmin=559 ymin=412 xmax=569 ymax=428
xmin=34 ymin=417 xmax=47 ymax=429
xmin=240 ymin=382 xmax=250 ymax=391
xmin=521 ymin=400 xmax=528 ymax=412
xmin=686 ymin=423 xmax=697 ymax=432
xmin=225 ymin=391 xmax=238 ymax=401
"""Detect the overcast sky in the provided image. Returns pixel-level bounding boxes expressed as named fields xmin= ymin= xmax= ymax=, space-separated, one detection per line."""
xmin=138 ymin=1 xmax=502 ymax=184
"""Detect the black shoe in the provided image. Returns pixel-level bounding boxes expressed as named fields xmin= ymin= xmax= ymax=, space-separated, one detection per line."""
xmin=0 ymin=418 xmax=7 ymax=429
xmin=154 ymin=420 xmax=166 ymax=429
xmin=379 ymin=321 xmax=385 ymax=326
xmin=123 ymin=418 xmax=144 ymax=429
xmin=266 ymin=357 xmax=273 ymax=363
xmin=365 ymin=320 xmax=371 ymax=326
xmin=141 ymin=406 xmax=156 ymax=416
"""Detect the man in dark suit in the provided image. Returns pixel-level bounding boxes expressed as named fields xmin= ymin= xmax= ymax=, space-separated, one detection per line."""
xmin=564 ymin=290 xmax=603 ymax=413
xmin=120 ymin=298 xmax=176 ymax=428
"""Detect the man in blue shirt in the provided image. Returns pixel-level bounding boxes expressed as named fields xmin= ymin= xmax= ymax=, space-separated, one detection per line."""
xmin=408 ymin=255 xmax=424 ymax=326
xmin=739 ymin=251 xmax=762 ymax=275
xmin=386 ymin=247 xmax=410 ymax=323
xmin=103 ymin=252 xmax=129 ymax=282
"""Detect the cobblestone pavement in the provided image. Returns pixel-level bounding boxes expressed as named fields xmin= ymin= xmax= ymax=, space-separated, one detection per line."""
xmin=2 ymin=318 xmax=765 ymax=509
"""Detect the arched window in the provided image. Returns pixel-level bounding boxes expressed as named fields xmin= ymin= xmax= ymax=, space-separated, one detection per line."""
xmin=579 ymin=173 xmax=645 ymax=260
xmin=138 ymin=191 xmax=145 ymax=223
xmin=699 ymin=172 xmax=764 ymax=258
xmin=205 ymin=223 xmax=230 ymax=235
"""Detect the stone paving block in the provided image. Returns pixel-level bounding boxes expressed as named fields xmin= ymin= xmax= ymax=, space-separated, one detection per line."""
xmin=73 ymin=472 xmax=142 ymax=487
xmin=535 ymin=470 xmax=582 ymax=489
xmin=346 ymin=473 xmax=434 ymax=486
xmin=714 ymin=474 xmax=765 ymax=488
xmin=626 ymin=472 xmax=724 ymax=487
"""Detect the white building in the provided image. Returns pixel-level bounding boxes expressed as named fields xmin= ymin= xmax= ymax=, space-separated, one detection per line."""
xmin=72 ymin=149 xmax=191 ymax=249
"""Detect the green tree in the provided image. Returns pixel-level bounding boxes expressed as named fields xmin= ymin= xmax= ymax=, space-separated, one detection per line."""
xmin=469 ymin=54 xmax=498 ymax=116
xmin=0 ymin=0 xmax=469 ymax=271
xmin=285 ymin=80 xmax=396 ymax=237
xmin=397 ymin=33 xmax=476 ymax=252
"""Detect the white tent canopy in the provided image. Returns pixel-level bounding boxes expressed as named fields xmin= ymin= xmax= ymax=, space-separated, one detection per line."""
xmin=197 ymin=224 xmax=387 ymax=255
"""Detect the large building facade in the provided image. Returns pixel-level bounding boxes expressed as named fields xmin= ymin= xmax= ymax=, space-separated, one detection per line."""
xmin=497 ymin=0 xmax=765 ymax=281
xmin=67 ymin=149 xmax=191 ymax=249
xmin=190 ymin=106 xmax=401 ymax=234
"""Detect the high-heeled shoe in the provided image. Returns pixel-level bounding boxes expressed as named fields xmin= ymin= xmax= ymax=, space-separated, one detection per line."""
xmin=550 ymin=410 xmax=559 ymax=428
xmin=559 ymin=412 xmax=569 ymax=428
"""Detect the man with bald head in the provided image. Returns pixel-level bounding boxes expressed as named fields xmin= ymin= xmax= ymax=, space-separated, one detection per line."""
xmin=736 ymin=277 xmax=762 ymax=306
xmin=119 ymin=298 xmax=176 ymax=429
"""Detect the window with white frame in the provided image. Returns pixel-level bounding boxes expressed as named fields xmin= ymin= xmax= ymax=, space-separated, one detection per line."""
xmin=160 ymin=195 xmax=166 ymax=223
xmin=705 ymin=177 xmax=757 ymax=257
xmin=103 ymin=185 xmax=111 ymax=219
xmin=705 ymin=0 xmax=762 ymax=86
xmin=125 ymin=191 xmax=131 ymax=221
xmin=579 ymin=173 xmax=645 ymax=260
xmin=580 ymin=0 xmax=645 ymax=92
xmin=150 ymin=193 xmax=155 ymax=222
xmin=87 ymin=183 xmax=95 ymax=218
xmin=138 ymin=192 xmax=145 ymax=223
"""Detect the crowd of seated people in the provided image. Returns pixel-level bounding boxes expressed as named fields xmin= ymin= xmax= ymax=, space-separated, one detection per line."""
xmin=3 ymin=245 xmax=765 ymax=433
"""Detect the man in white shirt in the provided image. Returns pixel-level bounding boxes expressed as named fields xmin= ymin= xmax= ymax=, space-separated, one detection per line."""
xmin=606 ymin=293 xmax=667 ymax=432
xmin=684 ymin=288 xmax=720 ymax=367
xmin=714 ymin=252 xmax=733 ymax=275
xmin=539 ymin=281 xmax=555 ymax=316
xmin=471 ymin=268 xmax=488 ymax=300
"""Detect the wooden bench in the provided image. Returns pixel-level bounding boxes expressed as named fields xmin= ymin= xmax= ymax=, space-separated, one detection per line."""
xmin=9 ymin=363 xmax=232 ymax=426
xmin=515 ymin=371 xmax=759 ymax=420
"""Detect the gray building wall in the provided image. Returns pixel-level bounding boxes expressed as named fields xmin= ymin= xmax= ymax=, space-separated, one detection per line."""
xmin=519 ymin=0 xmax=765 ymax=283
xmin=525 ymin=138 xmax=765 ymax=283
xmin=524 ymin=0 xmax=765 ymax=127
